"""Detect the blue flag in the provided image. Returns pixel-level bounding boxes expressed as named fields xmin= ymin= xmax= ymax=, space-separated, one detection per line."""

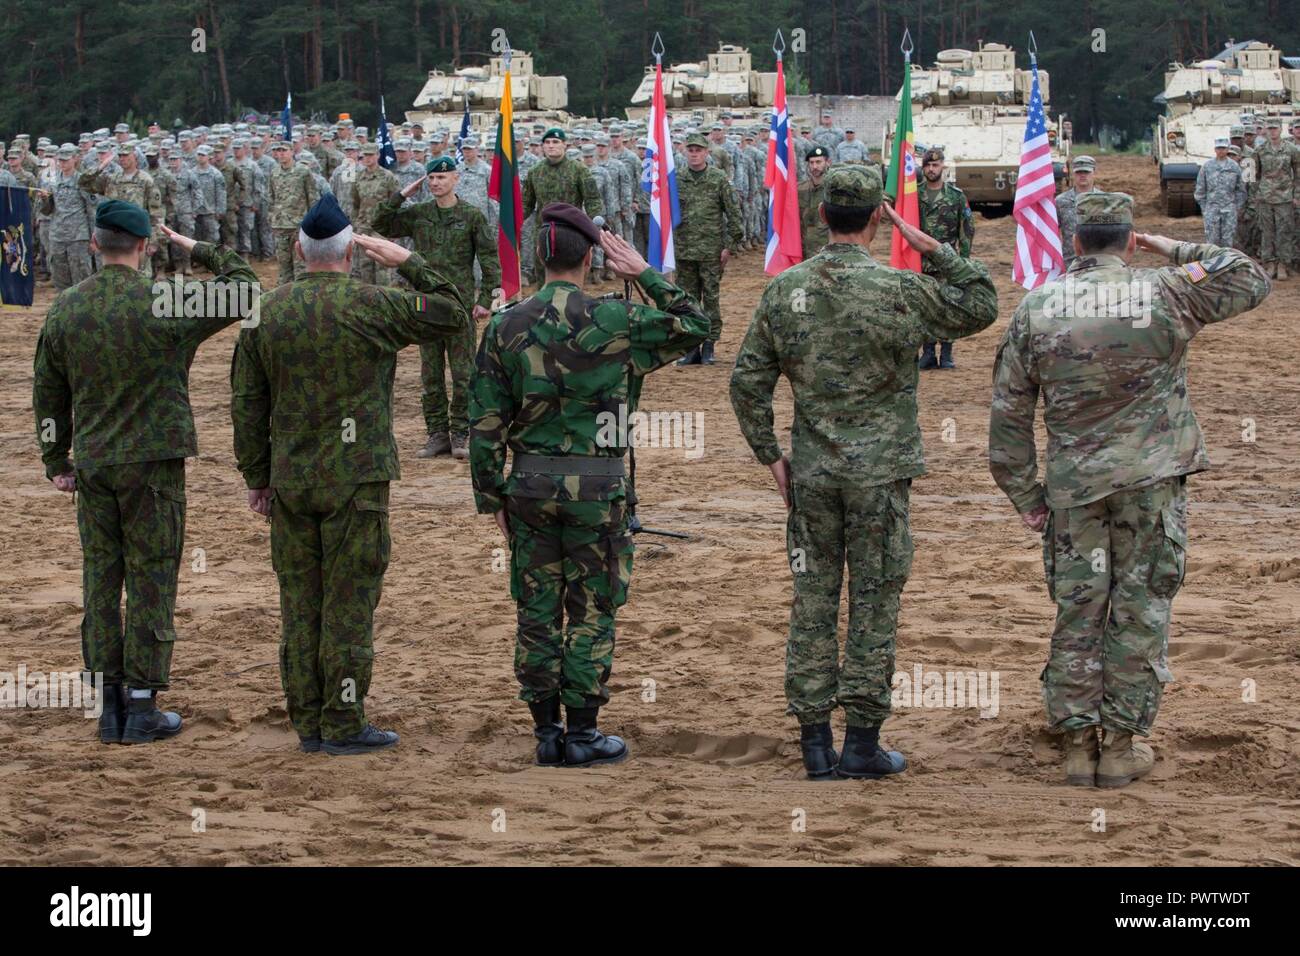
xmin=378 ymin=96 xmax=397 ymax=170
xmin=281 ymin=92 xmax=292 ymax=143
xmin=0 ymin=186 xmax=35 ymax=307
xmin=456 ymin=96 xmax=471 ymax=164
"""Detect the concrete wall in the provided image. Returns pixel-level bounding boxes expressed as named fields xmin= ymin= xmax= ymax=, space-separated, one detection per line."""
xmin=788 ymin=94 xmax=896 ymax=152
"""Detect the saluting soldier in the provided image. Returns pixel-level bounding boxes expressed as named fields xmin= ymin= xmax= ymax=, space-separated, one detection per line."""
xmin=730 ymin=166 xmax=998 ymax=780
xmin=32 ymin=200 xmax=256 ymax=746
xmin=348 ymin=143 xmax=399 ymax=286
xmin=469 ymin=205 xmax=708 ymax=768
xmin=268 ymin=140 xmax=320 ymax=286
xmin=230 ymin=196 xmax=468 ymax=755
xmin=989 ymin=192 xmax=1271 ymax=788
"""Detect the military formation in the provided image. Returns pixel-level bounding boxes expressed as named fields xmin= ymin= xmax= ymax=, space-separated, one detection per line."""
xmin=17 ymin=92 xmax=1277 ymax=789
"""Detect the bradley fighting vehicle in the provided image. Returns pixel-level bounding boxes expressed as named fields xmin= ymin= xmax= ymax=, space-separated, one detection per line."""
xmin=406 ymin=50 xmax=570 ymax=134
xmin=626 ymin=44 xmax=776 ymax=124
xmin=1154 ymin=40 xmax=1300 ymax=216
xmin=882 ymin=42 xmax=1072 ymax=211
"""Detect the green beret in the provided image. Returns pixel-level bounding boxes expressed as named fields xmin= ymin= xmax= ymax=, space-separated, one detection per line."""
xmin=542 ymin=127 xmax=566 ymax=142
xmin=426 ymin=156 xmax=457 ymax=173
xmin=823 ymin=165 xmax=883 ymax=208
xmin=684 ymin=133 xmax=709 ymax=148
xmin=1075 ymin=191 xmax=1133 ymax=226
xmin=94 ymin=198 xmax=152 ymax=239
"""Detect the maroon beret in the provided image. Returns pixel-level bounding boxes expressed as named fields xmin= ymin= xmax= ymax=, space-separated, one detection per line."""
xmin=539 ymin=202 xmax=601 ymax=245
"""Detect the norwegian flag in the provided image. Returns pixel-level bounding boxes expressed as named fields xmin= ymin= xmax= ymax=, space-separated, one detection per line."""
xmin=764 ymin=53 xmax=802 ymax=275
xmin=641 ymin=57 xmax=680 ymax=272
xmin=1012 ymin=57 xmax=1064 ymax=289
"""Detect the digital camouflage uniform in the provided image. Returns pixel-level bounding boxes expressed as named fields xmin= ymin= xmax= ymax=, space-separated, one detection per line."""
xmin=191 ymin=163 xmax=226 ymax=247
xmin=469 ymin=270 xmax=708 ymax=708
xmin=349 ymin=163 xmax=400 ymax=285
xmin=373 ymin=191 xmax=501 ymax=438
xmin=1251 ymin=137 xmax=1300 ymax=267
xmin=79 ymin=163 xmax=164 ymax=276
xmin=33 ymin=244 xmax=255 ymax=692
xmin=1194 ymin=157 xmax=1246 ymax=247
xmin=231 ymin=253 xmax=467 ymax=742
xmin=269 ymin=159 xmax=320 ymax=286
xmin=216 ymin=159 xmax=239 ymax=247
xmin=989 ymin=205 xmax=1271 ymax=738
xmin=169 ymin=163 xmax=200 ymax=276
xmin=730 ymin=170 xmax=998 ymax=728
xmin=675 ymin=162 xmax=743 ymax=342
xmin=41 ymin=169 xmax=97 ymax=291
xmin=521 ymin=157 xmax=603 ymax=281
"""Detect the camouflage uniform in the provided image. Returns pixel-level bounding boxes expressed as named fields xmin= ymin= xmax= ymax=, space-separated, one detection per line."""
xmin=835 ymin=138 xmax=871 ymax=165
xmin=33 ymin=244 xmax=255 ymax=691
xmin=469 ymin=269 xmax=708 ymax=708
xmin=349 ymin=163 xmax=400 ymax=285
xmin=1194 ymin=157 xmax=1246 ymax=247
xmin=41 ymin=169 xmax=97 ymax=291
xmin=254 ymin=151 xmax=276 ymax=258
xmin=584 ymin=155 xmax=618 ymax=272
xmin=191 ymin=163 xmax=226 ymax=247
xmin=521 ymin=157 xmax=604 ymax=281
xmin=78 ymin=163 xmax=164 ymax=277
xmin=269 ymin=159 xmax=319 ymax=286
xmin=169 ymin=164 xmax=201 ymax=276
xmin=732 ymin=232 xmax=997 ymax=727
xmin=1251 ymin=137 xmax=1300 ymax=268
xmin=1055 ymin=186 xmax=1096 ymax=269
xmin=216 ymin=159 xmax=239 ymax=247
xmin=918 ymin=180 xmax=975 ymax=359
xmin=373 ymin=192 xmax=500 ymax=439
xmin=329 ymin=158 xmax=359 ymax=219
xmin=675 ymin=162 xmax=742 ymax=342
xmin=797 ymin=174 xmax=828 ymax=257
xmin=234 ymin=155 xmax=258 ymax=254
xmin=989 ymin=205 xmax=1270 ymax=738
xmin=230 ymin=253 xmax=468 ymax=742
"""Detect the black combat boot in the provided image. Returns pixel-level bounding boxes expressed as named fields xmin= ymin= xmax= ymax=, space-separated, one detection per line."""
xmin=298 ymin=736 xmax=322 ymax=753
xmin=322 ymin=724 xmax=399 ymax=756
xmin=939 ymin=341 xmax=955 ymax=369
xmin=836 ymin=724 xmax=907 ymax=779
xmin=563 ymin=706 xmax=628 ymax=767
xmin=799 ymin=722 xmax=838 ymax=780
xmin=700 ymin=341 xmax=716 ymax=365
xmin=676 ymin=346 xmax=702 ymax=366
xmin=98 ymin=683 xmax=127 ymax=745
xmin=120 ymin=690 xmax=183 ymax=744
xmin=529 ymin=698 xmax=564 ymax=767
xmin=918 ymin=343 xmax=938 ymax=370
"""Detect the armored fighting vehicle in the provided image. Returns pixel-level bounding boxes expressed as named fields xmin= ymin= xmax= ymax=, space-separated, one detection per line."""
xmin=1153 ymin=40 xmax=1300 ymax=216
xmin=406 ymin=50 xmax=571 ymax=134
xmin=882 ymin=42 xmax=1072 ymax=211
xmin=625 ymin=44 xmax=776 ymax=124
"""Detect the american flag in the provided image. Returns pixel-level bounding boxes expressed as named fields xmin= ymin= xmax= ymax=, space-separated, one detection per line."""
xmin=764 ymin=53 xmax=802 ymax=275
xmin=1012 ymin=58 xmax=1064 ymax=289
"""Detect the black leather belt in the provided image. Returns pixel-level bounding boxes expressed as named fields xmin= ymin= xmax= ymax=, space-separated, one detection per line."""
xmin=511 ymin=453 xmax=626 ymax=478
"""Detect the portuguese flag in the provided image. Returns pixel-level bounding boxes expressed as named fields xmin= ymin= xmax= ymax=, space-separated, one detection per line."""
xmin=885 ymin=55 xmax=922 ymax=273
xmin=488 ymin=60 xmax=523 ymax=300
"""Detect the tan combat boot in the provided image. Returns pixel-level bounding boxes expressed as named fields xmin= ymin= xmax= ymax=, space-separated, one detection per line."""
xmin=417 ymin=432 xmax=451 ymax=459
xmin=1278 ymin=263 xmax=1290 ymax=281
xmin=450 ymin=431 xmax=469 ymax=461
xmin=1064 ymin=727 xmax=1100 ymax=787
xmin=1096 ymin=729 xmax=1155 ymax=789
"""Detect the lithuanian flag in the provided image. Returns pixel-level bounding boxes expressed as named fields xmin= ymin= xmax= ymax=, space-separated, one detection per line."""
xmin=488 ymin=61 xmax=523 ymax=300
xmin=885 ymin=56 xmax=922 ymax=273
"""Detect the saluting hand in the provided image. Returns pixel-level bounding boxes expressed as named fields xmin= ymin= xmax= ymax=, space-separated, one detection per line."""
xmin=1135 ymin=233 xmax=1178 ymax=260
xmin=160 ymin=223 xmax=196 ymax=253
xmin=352 ymin=232 xmax=410 ymax=267
xmin=401 ymin=174 xmax=428 ymax=199
xmin=598 ymin=230 xmax=650 ymax=280
xmin=882 ymin=201 xmax=940 ymax=255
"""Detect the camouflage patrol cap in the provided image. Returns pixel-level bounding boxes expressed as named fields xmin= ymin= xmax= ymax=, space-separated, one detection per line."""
xmin=1214 ymin=137 xmax=1229 ymax=148
xmin=822 ymin=164 xmax=883 ymax=208
xmin=395 ymin=137 xmax=413 ymax=150
xmin=1071 ymin=154 xmax=1096 ymax=172
xmin=807 ymin=145 xmax=831 ymax=160
xmin=460 ymin=134 xmax=480 ymax=149
xmin=1228 ymin=145 xmax=1242 ymax=157
xmin=1230 ymin=125 xmax=1244 ymax=136
xmin=78 ymin=132 xmax=93 ymax=143
xmin=93 ymin=128 xmax=110 ymax=137
xmin=269 ymin=141 xmax=290 ymax=152
xmin=114 ymin=123 xmax=130 ymax=134
xmin=250 ymin=136 xmax=264 ymax=147
xmin=1075 ymin=191 xmax=1133 ymax=225
xmin=1266 ymin=117 xmax=1282 ymax=128
xmin=685 ymin=133 xmax=709 ymax=148
xmin=143 ymin=144 xmax=158 ymax=157
xmin=95 ymin=140 xmax=112 ymax=152
xmin=116 ymin=144 xmax=134 ymax=156
xmin=636 ymin=138 xmax=648 ymax=148
xmin=5 ymin=147 xmax=21 ymax=159
xmin=338 ymin=118 xmax=354 ymax=128
xmin=430 ymin=129 xmax=448 ymax=143
xmin=360 ymin=142 xmax=379 ymax=154
xmin=356 ymin=126 xmax=369 ymax=135
xmin=57 ymin=143 xmax=77 ymax=159
xmin=343 ymin=141 xmax=360 ymax=152
xmin=594 ymin=134 xmax=610 ymax=146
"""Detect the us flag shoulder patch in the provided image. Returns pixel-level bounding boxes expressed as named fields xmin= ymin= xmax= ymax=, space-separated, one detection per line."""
xmin=1182 ymin=261 xmax=1209 ymax=283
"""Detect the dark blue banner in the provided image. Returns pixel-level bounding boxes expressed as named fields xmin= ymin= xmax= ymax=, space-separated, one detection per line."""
xmin=1 ymin=185 xmax=35 ymax=307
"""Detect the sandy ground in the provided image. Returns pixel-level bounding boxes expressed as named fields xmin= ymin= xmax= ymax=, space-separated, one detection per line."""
xmin=0 ymin=154 xmax=1297 ymax=866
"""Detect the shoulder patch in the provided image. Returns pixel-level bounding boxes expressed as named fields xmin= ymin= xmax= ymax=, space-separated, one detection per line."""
xmin=1181 ymin=261 xmax=1209 ymax=283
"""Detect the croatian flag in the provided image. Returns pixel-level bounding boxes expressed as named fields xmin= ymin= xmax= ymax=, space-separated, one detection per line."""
xmin=1012 ymin=57 xmax=1064 ymax=289
xmin=641 ymin=58 xmax=680 ymax=272
xmin=764 ymin=52 xmax=802 ymax=275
